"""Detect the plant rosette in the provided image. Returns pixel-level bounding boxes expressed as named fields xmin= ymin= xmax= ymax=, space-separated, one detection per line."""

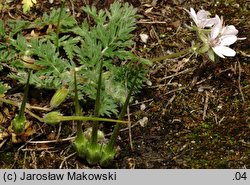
xmin=100 ymin=144 xmax=116 ymax=166
xmin=73 ymin=133 xmax=88 ymax=158
xmin=85 ymin=143 xmax=102 ymax=165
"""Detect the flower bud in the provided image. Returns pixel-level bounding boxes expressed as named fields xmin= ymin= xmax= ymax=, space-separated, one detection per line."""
xmin=198 ymin=43 xmax=210 ymax=54
xmin=50 ymin=87 xmax=69 ymax=109
xmin=84 ymin=127 xmax=104 ymax=142
xmin=42 ymin=111 xmax=62 ymax=124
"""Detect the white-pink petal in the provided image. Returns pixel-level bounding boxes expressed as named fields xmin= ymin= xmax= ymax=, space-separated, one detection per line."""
xmin=210 ymin=15 xmax=222 ymax=40
xmin=212 ymin=45 xmax=236 ymax=58
xmin=189 ymin=8 xmax=198 ymax=25
xmin=221 ymin=25 xmax=238 ymax=35
xmin=197 ymin=10 xmax=210 ymax=20
xmin=212 ymin=46 xmax=225 ymax=58
xmin=220 ymin=35 xmax=237 ymax=46
xmin=188 ymin=8 xmax=216 ymax=28
xmin=204 ymin=17 xmax=218 ymax=27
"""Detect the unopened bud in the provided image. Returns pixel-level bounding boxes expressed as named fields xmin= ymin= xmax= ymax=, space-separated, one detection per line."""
xmin=42 ymin=111 xmax=62 ymax=124
xmin=84 ymin=127 xmax=104 ymax=142
xmin=50 ymin=87 xmax=69 ymax=109
xmin=198 ymin=43 xmax=209 ymax=54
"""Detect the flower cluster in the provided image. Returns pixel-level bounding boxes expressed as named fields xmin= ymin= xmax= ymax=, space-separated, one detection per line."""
xmin=187 ymin=8 xmax=246 ymax=61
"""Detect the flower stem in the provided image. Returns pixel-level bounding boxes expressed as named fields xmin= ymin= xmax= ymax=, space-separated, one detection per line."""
xmin=11 ymin=70 xmax=31 ymax=133
xmin=151 ymin=49 xmax=191 ymax=62
xmin=18 ymin=70 xmax=31 ymax=119
xmin=73 ymin=69 xmax=89 ymax=158
xmin=91 ymin=59 xmax=104 ymax=146
xmin=60 ymin=116 xmax=128 ymax=124
xmin=0 ymin=97 xmax=16 ymax=106
xmin=105 ymin=73 xmax=138 ymax=151
xmin=73 ymin=69 xmax=85 ymax=139
xmin=56 ymin=0 xmax=65 ymax=52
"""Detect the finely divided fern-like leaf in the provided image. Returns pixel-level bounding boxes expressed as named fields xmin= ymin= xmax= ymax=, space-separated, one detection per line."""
xmin=99 ymin=92 xmax=118 ymax=116
xmin=70 ymin=19 xmax=89 ymax=37
xmin=0 ymin=20 xmax=5 ymax=38
xmin=0 ymin=82 xmax=9 ymax=96
xmin=0 ymin=50 xmax=16 ymax=65
xmin=10 ymin=34 xmax=30 ymax=53
xmin=83 ymin=6 xmax=107 ymax=25
xmin=2 ymin=1 xmax=147 ymax=117
xmin=30 ymin=39 xmax=71 ymax=75
xmin=60 ymin=36 xmax=81 ymax=61
xmin=8 ymin=20 xmax=31 ymax=37
xmin=35 ymin=8 xmax=77 ymax=31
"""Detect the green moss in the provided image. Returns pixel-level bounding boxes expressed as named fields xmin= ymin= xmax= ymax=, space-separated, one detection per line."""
xmin=215 ymin=158 xmax=228 ymax=168
xmin=0 ymin=152 xmax=15 ymax=168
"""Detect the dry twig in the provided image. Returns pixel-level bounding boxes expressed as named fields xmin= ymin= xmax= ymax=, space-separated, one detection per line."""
xmin=28 ymin=136 xmax=75 ymax=144
xmin=160 ymin=68 xmax=195 ymax=82
xmin=127 ymin=106 xmax=133 ymax=150
xmin=202 ymin=91 xmax=209 ymax=120
xmin=59 ymin=152 xmax=76 ymax=169
xmin=237 ymin=61 xmax=245 ymax=102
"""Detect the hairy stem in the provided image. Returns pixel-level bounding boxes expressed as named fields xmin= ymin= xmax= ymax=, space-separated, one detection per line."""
xmin=106 ymin=73 xmax=138 ymax=151
xmin=18 ymin=70 xmax=31 ymax=119
xmin=74 ymin=69 xmax=84 ymax=137
xmin=91 ymin=59 xmax=104 ymax=146
xmin=60 ymin=116 xmax=128 ymax=124
xmin=151 ymin=49 xmax=191 ymax=62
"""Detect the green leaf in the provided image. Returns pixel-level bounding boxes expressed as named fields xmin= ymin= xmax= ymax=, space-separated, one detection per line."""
xmin=35 ymin=8 xmax=77 ymax=31
xmin=83 ymin=6 xmax=107 ymax=25
xmin=208 ymin=48 xmax=215 ymax=62
xmin=8 ymin=20 xmax=31 ymax=37
xmin=10 ymin=34 xmax=29 ymax=53
xmin=70 ymin=19 xmax=89 ymax=37
xmin=30 ymin=39 xmax=71 ymax=74
xmin=0 ymin=82 xmax=9 ymax=96
xmin=0 ymin=20 xmax=5 ymax=37
xmin=0 ymin=49 xmax=16 ymax=63
xmin=61 ymin=36 xmax=80 ymax=61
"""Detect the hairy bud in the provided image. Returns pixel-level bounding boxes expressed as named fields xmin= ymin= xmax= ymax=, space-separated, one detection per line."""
xmin=42 ymin=111 xmax=62 ymax=124
xmin=50 ymin=87 xmax=69 ymax=109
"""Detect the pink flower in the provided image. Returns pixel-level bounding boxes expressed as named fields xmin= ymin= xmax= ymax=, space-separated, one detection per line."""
xmin=188 ymin=8 xmax=217 ymax=28
xmin=209 ymin=15 xmax=246 ymax=58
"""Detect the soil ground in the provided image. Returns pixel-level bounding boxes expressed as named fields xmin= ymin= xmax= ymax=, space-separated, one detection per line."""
xmin=0 ymin=0 xmax=249 ymax=169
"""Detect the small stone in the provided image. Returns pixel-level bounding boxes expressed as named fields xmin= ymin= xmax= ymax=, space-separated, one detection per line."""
xmin=217 ymin=105 xmax=222 ymax=111
xmin=138 ymin=117 xmax=148 ymax=127
xmin=140 ymin=103 xmax=146 ymax=111
xmin=146 ymin=80 xmax=152 ymax=86
xmin=139 ymin=33 xmax=149 ymax=43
